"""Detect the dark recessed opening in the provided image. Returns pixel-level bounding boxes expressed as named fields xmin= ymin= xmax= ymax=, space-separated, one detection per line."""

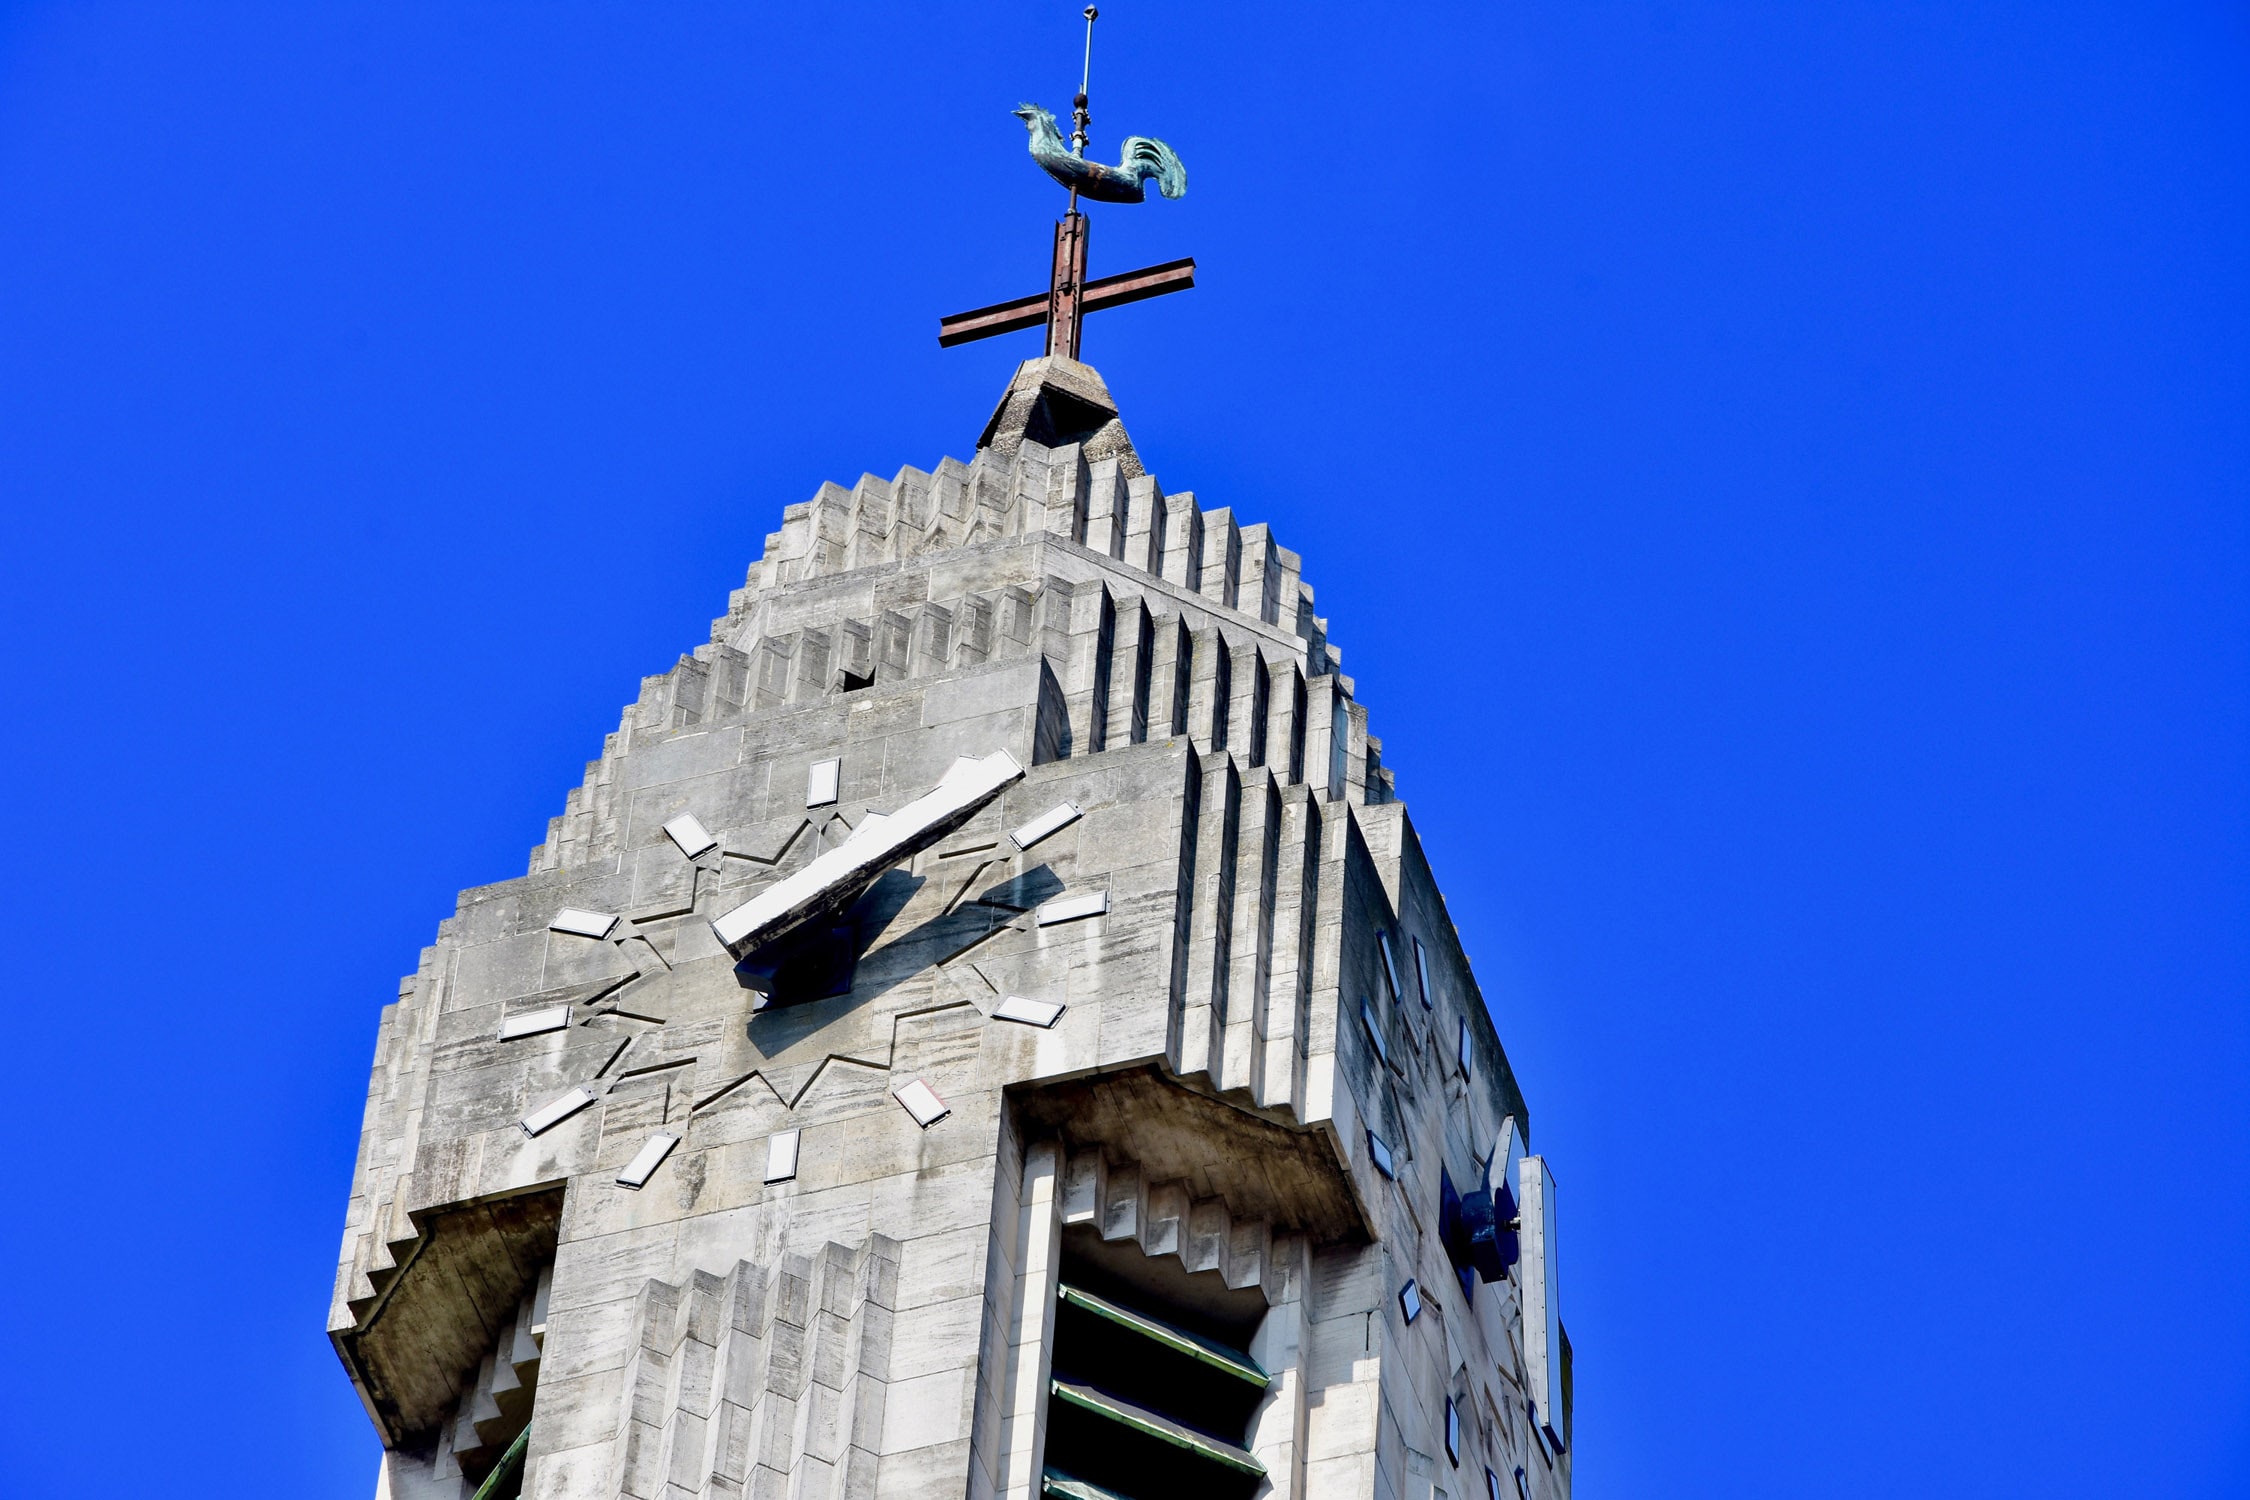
xmin=1025 ymin=388 xmax=1116 ymax=450
xmin=1041 ymin=1233 xmax=1271 ymax=1500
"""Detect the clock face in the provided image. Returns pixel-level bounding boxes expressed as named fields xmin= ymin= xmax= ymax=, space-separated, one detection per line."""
xmin=513 ymin=748 xmax=1090 ymax=1186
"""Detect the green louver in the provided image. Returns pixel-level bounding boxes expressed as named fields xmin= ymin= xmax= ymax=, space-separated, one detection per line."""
xmin=1057 ymin=1283 xmax=1271 ymax=1389
xmin=467 ymin=1427 xmax=529 ymax=1500
xmin=1048 ymin=1379 xmax=1267 ymax=1475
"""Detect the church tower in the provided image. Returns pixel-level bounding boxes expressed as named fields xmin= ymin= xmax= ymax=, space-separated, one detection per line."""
xmin=332 ymin=46 xmax=1572 ymax=1500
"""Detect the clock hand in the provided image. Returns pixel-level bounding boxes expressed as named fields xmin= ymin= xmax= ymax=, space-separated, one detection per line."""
xmin=710 ymin=749 xmax=1026 ymax=959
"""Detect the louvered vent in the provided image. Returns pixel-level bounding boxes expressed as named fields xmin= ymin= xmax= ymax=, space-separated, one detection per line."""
xmin=1040 ymin=1282 xmax=1269 ymax=1500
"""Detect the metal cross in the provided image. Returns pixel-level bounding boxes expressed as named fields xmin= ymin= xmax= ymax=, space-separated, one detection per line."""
xmin=938 ymin=214 xmax=1193 ymax=359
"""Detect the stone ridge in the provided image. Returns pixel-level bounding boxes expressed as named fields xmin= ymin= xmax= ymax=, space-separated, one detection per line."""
xmin=530 ymin=434 xmax=1399 ymax=876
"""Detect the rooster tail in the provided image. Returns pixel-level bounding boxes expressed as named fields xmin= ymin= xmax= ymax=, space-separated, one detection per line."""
xmin=1118 ymin=135 xmax=1188 ymax=200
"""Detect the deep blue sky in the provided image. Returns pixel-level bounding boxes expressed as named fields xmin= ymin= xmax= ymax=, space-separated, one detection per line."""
xmin=1 ymin=3 xmax=2244 ymax=1496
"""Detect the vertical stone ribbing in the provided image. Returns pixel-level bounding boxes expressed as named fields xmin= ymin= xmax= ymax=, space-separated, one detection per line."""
xmin=601 ymin=1247 xmax=902 ymax=1500
xmin=846 ymin=473 xmax=892 ymax=571
xmin=1258 ymin=785 xmax=1323 ymax=1112
xmin=1103 ymin=596 xmax=1153 ymax=750
xmin=1219 ymin=768 xmax=1281 ymax=1095
xmin=887 ymin=467 xmax=932 ymax=561
xmin=1176 ymin=756 xmax=1241 ymax=1082
xmin=1238 ymin=523 xmax=1282 ymax=627
xmin=1305 ymin=675 xmax=1347 ymax=802
xmin=1246 ymin=1240 xmax=1311 ymax=1499
xmin=1146 ymin=614 xmax=1191 ymax=740
xmin=1231 ymin=639 xmax=1266 ymax=769
xmin=1199 ymin=506 xmax=1241 ymax=611
xmin=1159 ymin=491 xmax=1202 ymax=592
xmin=994 ymin=1143 xmax=1062 ymax=1500
xmin=1081 ymin=456 xmax=1128 ymax=559
xmin=1185 ymin=627 xmax=1226 ymax=755
xmin=1124 ymin=474 xmax=1164 ymax=575
xmin=1342 ymin=700 xmax=1371 ymax=803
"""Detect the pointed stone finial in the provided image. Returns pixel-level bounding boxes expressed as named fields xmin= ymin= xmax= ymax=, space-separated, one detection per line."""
xmin=977 ymin=356 xmax=1142 ymax=476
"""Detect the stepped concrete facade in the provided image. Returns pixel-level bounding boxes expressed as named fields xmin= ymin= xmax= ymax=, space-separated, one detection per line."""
xmin=336 ymin=357 xmax=1573 ymax=1500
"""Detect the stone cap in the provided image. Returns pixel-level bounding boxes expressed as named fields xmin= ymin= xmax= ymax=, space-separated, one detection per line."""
xmin=977 ymin=356 xmax=1144 ymax=478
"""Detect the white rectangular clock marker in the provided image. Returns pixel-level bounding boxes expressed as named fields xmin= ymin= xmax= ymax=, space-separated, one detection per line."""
xmin=1036 ymin=890 xmax=1108 ymax=925
xmin=892 ymin=1078 xmax=949 ymax=1128
xmin=662 ymin=813 xmax=717 ymax=859
xmin=763 ymin=1129 xmax=801 ymax=1183
xmin=520 ymin=1087 xmax=597 ymax=1137
xmin=550 ymin=908 xmax=619 ymax=940
xmin=1010 ymin=801 xmax=1082 ymax=850
xmin=993 ymin=995 xmax=1065 ymax=1028
xmin=615 ymin=1132 xmax=678 ymax=1189
xmin=1361 ymin=998 xmax=1389 ymax=1064
xmin=806 ymin=758 xmax=841 ymax=807
xmin=1367 ymin=1130 xmax=1396 ymax=1179
xmin=498 ymin=1005 xmax=571 ymax=1041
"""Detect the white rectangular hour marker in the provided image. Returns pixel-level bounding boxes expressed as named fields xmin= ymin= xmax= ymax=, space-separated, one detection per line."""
xmin=550 ymin=908 xmax=619 ymax=940
xmin=498 ymin=1005 xmax=570 ymax=1041
xmin=806 ymin=758 xmax=841 ymax=807
xmin=520 ymin=1087 xmax=597 ymax=1137
xmin=662 ymin=813 xmax=717 ymax=858
xmin=1010 ymin=801 xmax=1082 ymax=850
xmin=892 ymin=1077 xmax=949 ymax=1128
xmin=763 ymin=1129 xmax=801 ymax=1183
xmin=1037 ymin=890 xmax=1108 ymax=925
xmin=1361 ymin=998 xmax=1389 ymax=1064
xmin=615 ymin=1132 xmax=678 ymax=1189
xmin=993 ymin=995 xmax=1065 ymax=1028
xmin=1367 ymin=1130 xmax=1396 ymax=1179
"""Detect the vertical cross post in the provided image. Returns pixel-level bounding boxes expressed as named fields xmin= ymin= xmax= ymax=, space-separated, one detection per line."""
xmin=1046 ymin=211 xmax=1091 ymax=361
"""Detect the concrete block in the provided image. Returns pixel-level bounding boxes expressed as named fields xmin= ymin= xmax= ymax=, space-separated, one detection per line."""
xmin=879 ymin=1367 xmax=966 ymax=1454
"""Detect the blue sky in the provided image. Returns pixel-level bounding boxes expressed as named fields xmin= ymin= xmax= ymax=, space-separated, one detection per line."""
xmin=0 ymin=3 xmax=2244 ymax=1496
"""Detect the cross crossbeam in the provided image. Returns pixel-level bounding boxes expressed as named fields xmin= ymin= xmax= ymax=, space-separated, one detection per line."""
xmin=938 ymin=211 xmax=1194 ymax=357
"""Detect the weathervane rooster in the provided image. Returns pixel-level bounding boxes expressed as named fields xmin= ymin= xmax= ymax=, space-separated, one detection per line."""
xmin=1010 ymin=6 xmax=1186 ymax=207
xmin=936 ymin=6 xmax=1196 ymax=362
xmin=1013 ymin=102 xmax=1186 ymax=204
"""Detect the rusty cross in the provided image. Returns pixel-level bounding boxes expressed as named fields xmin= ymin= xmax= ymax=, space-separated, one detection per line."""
xmin=938 ymin=212 xmax=1193 ymax=359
